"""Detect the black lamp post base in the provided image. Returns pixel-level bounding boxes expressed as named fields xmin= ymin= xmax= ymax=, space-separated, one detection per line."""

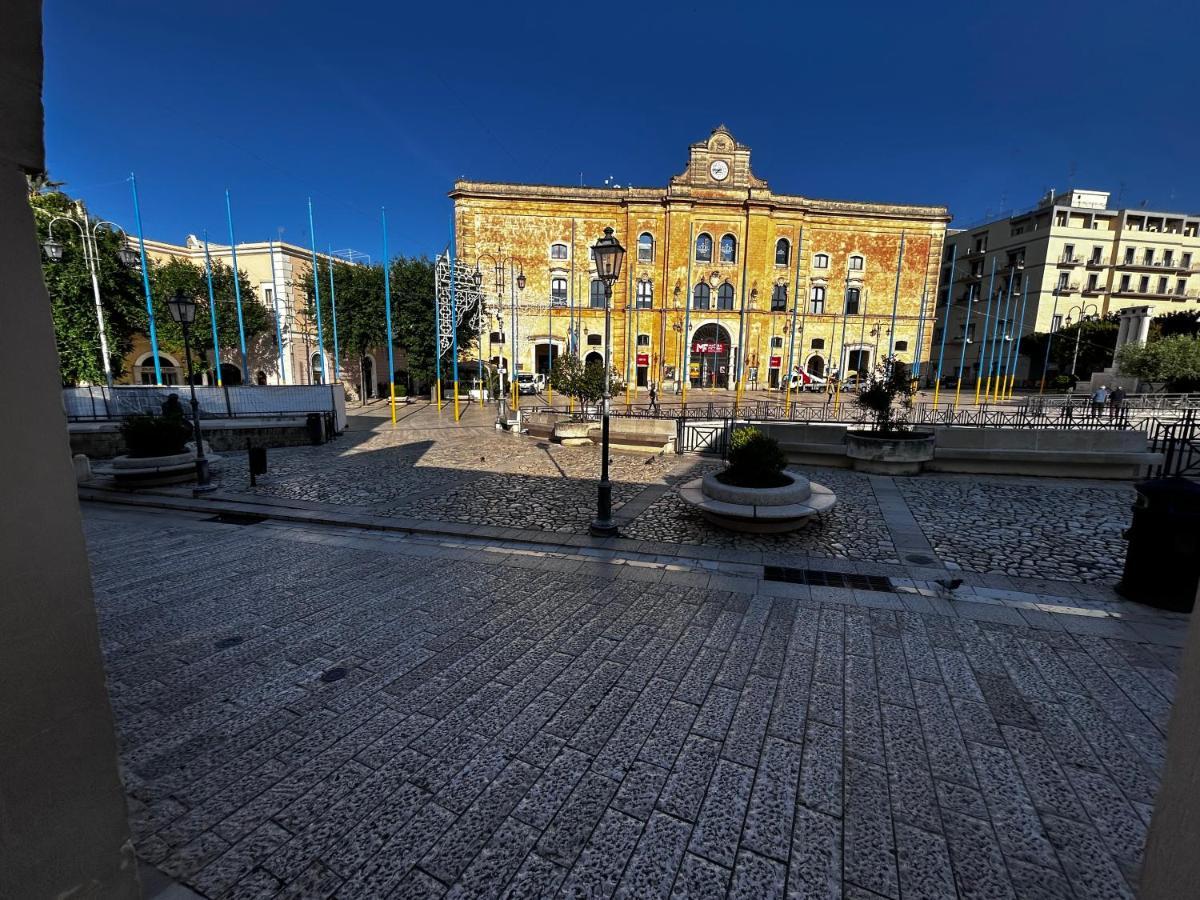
xmin=589 ymin=519 xmax=619 ymax=537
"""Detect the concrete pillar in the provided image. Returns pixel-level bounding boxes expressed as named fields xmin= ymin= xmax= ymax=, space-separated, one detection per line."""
xmin=1137 ymin=313 xmax=1152 ymax=345
xmin=1115 ymin=315 xmax=1131 ymax=351
xmin=0 ymin=3 xmax=140 ymax=896
xmin=1140 ymin=596 xmax=1200 ymax=898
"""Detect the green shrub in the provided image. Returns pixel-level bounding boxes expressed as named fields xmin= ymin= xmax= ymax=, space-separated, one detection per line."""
xmin=723 ymin=426 xmax=789 ymax=487
xmin=120 ymin=414 xmax=192 ymax=458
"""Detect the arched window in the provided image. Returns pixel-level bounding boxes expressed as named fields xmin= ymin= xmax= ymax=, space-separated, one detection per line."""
xmin=720 ymin=234 xmax=737 ymax=263
xmin=695 ymin=233 xmax=713 ymax=262
xmin=550 ymin=242 xmax=569 ymax=260
xmin=636 ymin=280 xmax=653 ymax=309
xmin=590 ymin=279 xmax=606 ymax=308
xmin=811 ymin=338 xmax=825 ymax=349
xmin=810 ymin=285 xmax=826 ymax=314
xmin=717 ymin=282 xmax=735 ymax=310
xmin=775 ymin=238 xmax=790 ymax=266
xmin=636 ymin=333 xmax=651 ymax=346
xmin=813 ymin=253 xmax=830 ymax=269
xmin=849 ymin=254 xmax=865 ymax=271
xmin=637 ymin=232 xmax=654 ymax=262
xmin=551 ymin=277 xmax=568 ymax=307
xmin=311 ymin=353 xmax=324 ymax=384
xmin=693 ymin=282 xmax=711 ymax=310
xmin=771 ymin=284 xmax=787 ymax=312
xmin=844 ymin=288 xmax=861 ymax=315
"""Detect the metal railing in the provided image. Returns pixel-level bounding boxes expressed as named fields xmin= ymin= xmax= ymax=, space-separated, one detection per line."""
xmin=1149 ymin=409 xmax=1200 ymax=478
xmin=64 ymin=384 xmax=343 ymax=423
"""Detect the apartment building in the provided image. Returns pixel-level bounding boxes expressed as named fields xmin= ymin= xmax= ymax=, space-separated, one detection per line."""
xmin=935 ymin=189 xmax=1200 ymax=384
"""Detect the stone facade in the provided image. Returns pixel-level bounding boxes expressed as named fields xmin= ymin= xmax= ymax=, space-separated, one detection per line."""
xmin=451 ymin=127 xmax=950 ymax=392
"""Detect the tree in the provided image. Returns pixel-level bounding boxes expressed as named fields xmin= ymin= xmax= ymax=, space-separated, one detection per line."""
xmin=298 ymin=255 xmax=476 ymax=390
xmin=30 ymin=189 xmax=146 ymax=385
xmin=549 ymin=353 xmax=623 ymax=416
xmin=1117 ymin=335 xmax=1200 ymax=391
xmin=150 ymin=257 xmax=270 ymax=380
xmin=1153 ymin=310 xmax=1200 ymax=339
xmin=1018 ymin=314 xmax=1119 ymax=384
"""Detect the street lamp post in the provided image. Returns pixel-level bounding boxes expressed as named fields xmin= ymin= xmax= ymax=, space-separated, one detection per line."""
xmin=589 ymin=227 xmax=625 ymax=538
xmin=1065 ymin=302 xmax=1100 ymax=382
xmin=1039 ymin=287 xmax=1063 ymax=394
xmin=38 ymin=203 xmax=139 ymax=390
xmin=166 ymin=290 xmax=214 ymax=494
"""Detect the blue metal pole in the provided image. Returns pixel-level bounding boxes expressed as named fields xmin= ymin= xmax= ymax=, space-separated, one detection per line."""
xmin=931 ymin=243 xmax=956 ymax=406
xmin=203 ymin=231 xmax=222 ymax=386
xmin=991 ymin=265 xmax=1017 ymax=400
xmin=224 ymin=190 xmax=249 ymax=383
xmin=449 ymin=208 xmax=461 ymax=419
xmin=306 ymin=199 xmax=327 ymax=384
xmin=912 ymin=265 xmax=929 ymax=378
xmin=382 ymin=207 xmax=397 ymax=423
xmin=269 ymin=239 xmax=286 ymax=383
xmin=681 ymin=223 xmax=694 ymax=407
xmin=975 ymin=257 xmax=998 ymax=403
xmin=887 ymin=231 xmax=905 ymax=359
xmin=1006 ymin=276 xmax=1031 ymax=398
xmin=129 ymin=173 xmax=162 ymax=384
xmin=327 ymin=245 xmax=340 ymax=382
xmin=785 ymin=228 xmax=803 ymax=405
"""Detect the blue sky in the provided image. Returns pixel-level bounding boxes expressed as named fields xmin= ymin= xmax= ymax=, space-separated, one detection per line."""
xmin=44 ymin=0 xmax=1198 ymax=259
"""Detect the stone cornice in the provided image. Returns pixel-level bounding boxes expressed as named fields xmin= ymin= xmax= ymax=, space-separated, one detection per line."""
xmin=451 ymin=180 xmax=950 ymax=224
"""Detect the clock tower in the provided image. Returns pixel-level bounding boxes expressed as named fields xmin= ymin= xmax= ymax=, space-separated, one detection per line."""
xmin=670 ymin=124 xmax=767 ymax=192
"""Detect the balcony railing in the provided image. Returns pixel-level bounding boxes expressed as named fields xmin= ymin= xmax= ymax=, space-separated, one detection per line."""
xmin=1086 ymin=256 xmax=1107 ymax=267
xmin=1081 ymin=282 xmax=1107 ymax=295
xmin=1112 ymin=284 xmax=1193 ymax=299
xmin=1057 ymin=254 xmax=1083 ymax=265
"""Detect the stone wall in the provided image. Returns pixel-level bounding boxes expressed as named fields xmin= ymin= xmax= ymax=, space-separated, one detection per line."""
xmin=70 ymin=419 xmax=322 ymax=459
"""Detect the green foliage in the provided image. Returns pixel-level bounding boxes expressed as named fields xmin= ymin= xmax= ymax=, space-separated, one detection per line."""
xmin=31 ymin=189 xmax=146 ymax=385
xmin=854 ymin=364 xmax=911 ymax=433
xmin=549 ymin=353 xmax=622 ymax=414
xmin=149 ymin=256 xmax=270 ymax=377
xmin=298 ymin=255 xmax=477 ymax=387
xmin=1018 ymin=315 xmax=1119 ymax=381
xmin=1152 ymin=310 xmax=1200 ymax=339
xmin=725 ymin=427 xmax=788 ymax=487
xmin=1117 ymin=335 xmax=1200 ymax=391
xmin=119 ymin=414 xmax=191 ymax=458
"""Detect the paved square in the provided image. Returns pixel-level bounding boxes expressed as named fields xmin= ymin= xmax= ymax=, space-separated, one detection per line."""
xmin=86 ymin=499 xmax=1184 ymax=899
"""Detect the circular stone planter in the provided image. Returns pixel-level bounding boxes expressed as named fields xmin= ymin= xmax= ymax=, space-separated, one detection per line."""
xmin=680 ymin=469 xmax=836 ymax=533
xmin=105 ymin=444 xmax=222 ymax=487
xmin=553 ymin=420 xmax=596 ymax=446
xmin=845 ymin=430 xmax=935 ymax=475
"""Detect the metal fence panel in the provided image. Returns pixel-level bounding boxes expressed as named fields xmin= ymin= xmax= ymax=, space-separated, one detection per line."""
xmin=63 ymin=385 xmax=342 ymax=422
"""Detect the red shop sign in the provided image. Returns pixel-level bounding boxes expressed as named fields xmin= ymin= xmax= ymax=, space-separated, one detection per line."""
xmin=692 ymin=341 xmax=727 ymax=353
xmin=636 ymin=353 xmax=649 ymax=366
xmin=769 ymin=356 xmax=782 ymax=367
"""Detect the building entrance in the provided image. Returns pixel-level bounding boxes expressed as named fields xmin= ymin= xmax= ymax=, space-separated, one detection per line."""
xmin=690 ymin=323 xmax=732 ymax=389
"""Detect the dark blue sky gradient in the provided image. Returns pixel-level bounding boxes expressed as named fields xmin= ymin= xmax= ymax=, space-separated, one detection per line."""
xmin=44 ymin=0 xmax=1199 ymax=259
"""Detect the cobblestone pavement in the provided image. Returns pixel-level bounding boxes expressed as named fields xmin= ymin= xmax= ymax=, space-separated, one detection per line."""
xmin=896 ymin=477 xmax=1133 ymax=583
xmin=200 ymin=405 xmax=1141 ymax=585
xmin=86 ymin=504 xmax=1183 ymax=899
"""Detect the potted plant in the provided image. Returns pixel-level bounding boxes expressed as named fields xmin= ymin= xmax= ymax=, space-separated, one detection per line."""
xmin=108 ymin=413 xmax=211 ymax=486
xmin=679 ymin=426 xmax=835 ymax=532
xmin=845 ymin=362 xmax=935 ymax=474
xmin=547 ymin=353 xmax=622 ymax=444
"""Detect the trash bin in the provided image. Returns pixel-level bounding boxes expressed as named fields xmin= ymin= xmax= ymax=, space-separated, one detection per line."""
xmin=306 ymin=412 xmax=324 ymax=445
xmin=248 ymin=445 xmax=267 ymax=476
xmin=1117 ymin=477 xmax=1200 ymax=611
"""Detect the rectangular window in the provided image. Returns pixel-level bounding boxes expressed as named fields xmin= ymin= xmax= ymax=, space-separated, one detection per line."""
xmin=1124 ymin=247 xmax=1134 ymax=265
xmin=1055 ymin=212 xmax=1067 ymax=226
xmin=589 ymin=280 xmax=605 ymax=308
xmin=809 ymin=286 xmax=825 ymax=314
xmin=1063 ymin=243 xmax=1075 ymax=260
xmin=636 ymin=334 xmax=650 ymax=346
xmin=1057 ymin=272 xmax=1069 ymax=289
xmin=1158 ymin=276 xmax=1168 ymax=294
xmin=1120 ymin=274 xmax=1131 ymax=291
xmin=264 ymin=287 xmax=273 ymax=304
xmin=1087 ymin=274 xmax=1098 ymax=291
xmin=1091 ymin=246 xmax=1103 ymax=263
xmin=770 ymin=336 xmax=784 ymax=348
xmin=1183 ymin=252 xmax=1193 ymax=268
xmin=770 ymin=284 xmax=787 ymax=312
xmin=1178 ymin=279 xmax=1187 ymax=295
xmin=1139 ymin=276 xmax=1150 ymax=293
xmin=966 ymin=323 xmax=976 ymax=341
xmin=1164 ymin=250 xmax=1174 ymax=266
xmin=551 ymin=277 xmax=568 ymax=307
xmin=844 ymin=288 xmax=860 ymax=315
xmin=1051 ymin=315 xmax=1062 ymax=333
xmin=635 ymin=280 xmax=653 ymax=309
xmin=1144 ymin=248 xmax=1154 ymax=265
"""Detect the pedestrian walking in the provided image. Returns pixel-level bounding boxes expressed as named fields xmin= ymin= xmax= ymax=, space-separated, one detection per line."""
xmin=1108 ymin=385 xmax=1126 ymax=422
xmin=648 ymin=381 xmax=659 ymax=413
xmin=1090 ymin=384 xmax=1109 ymax=418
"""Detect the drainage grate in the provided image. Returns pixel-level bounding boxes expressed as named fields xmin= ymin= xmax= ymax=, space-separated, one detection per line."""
xmin=214 ymin=636 xmax=244 ymax=650
xmin=208 ymin=512 xmax=269 ymax=526
xmin=320 ymin=666 xmax=349 ymax=683
xmin=763 ymin=566 xmax=892 ymax=592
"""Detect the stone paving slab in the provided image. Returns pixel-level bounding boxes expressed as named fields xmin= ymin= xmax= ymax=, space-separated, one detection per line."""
xmin=82 ymin=503 xmax=1189 ymax=898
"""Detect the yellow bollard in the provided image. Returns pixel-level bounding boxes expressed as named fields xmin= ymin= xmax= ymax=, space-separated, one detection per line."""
xmin=784 ymin=378 xmax=793 ymax=417
xmin=390 ymin=383 xmax=396 ymax=425
xmin=436 ymin=379 xmax=443 ymax=412
xmin=954 ymin=377 xmax=964 ymax=411
xmin=453 ymin=381 xmax=460 ymax=421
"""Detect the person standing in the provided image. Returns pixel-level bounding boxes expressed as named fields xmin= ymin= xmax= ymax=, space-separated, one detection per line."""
xmin=1108 ymin=385 xmax=1126 ymax=422
xmin=1090 ymin=384 xmax=1109 ymax=418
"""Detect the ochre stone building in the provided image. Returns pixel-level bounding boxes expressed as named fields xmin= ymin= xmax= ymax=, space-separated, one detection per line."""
xmin=451 ymin=126 xmax=950 ymax=392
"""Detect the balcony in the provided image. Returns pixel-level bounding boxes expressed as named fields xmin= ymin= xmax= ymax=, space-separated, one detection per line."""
xmin=1085 ymin=256 xmax=1107 ymax=268
xmin=1112 ymin=283 xmax=1192 ymax=300
xmin=1056 ymin=253 xmax=1083 ymax=266
xmin=1119 ymin=257 xmax=1186 ymax=272
xmin=1054 ymin=282 xmax=1081 ymax=294
xmin=1081 ymin=282 xmax=1107 ymax=295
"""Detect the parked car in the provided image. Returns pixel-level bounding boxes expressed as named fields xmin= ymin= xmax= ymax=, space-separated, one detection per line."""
xmin=516 ymin=373 xmax=541 ymax=396
xmin=778 ymin=371 xmax=827 ymax=392
xmin=839 ymin=373 xmax=864 ymax=392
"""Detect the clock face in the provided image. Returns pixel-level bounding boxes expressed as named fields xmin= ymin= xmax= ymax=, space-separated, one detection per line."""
xmin=709 ymin=160 xmax=729 ymax=182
